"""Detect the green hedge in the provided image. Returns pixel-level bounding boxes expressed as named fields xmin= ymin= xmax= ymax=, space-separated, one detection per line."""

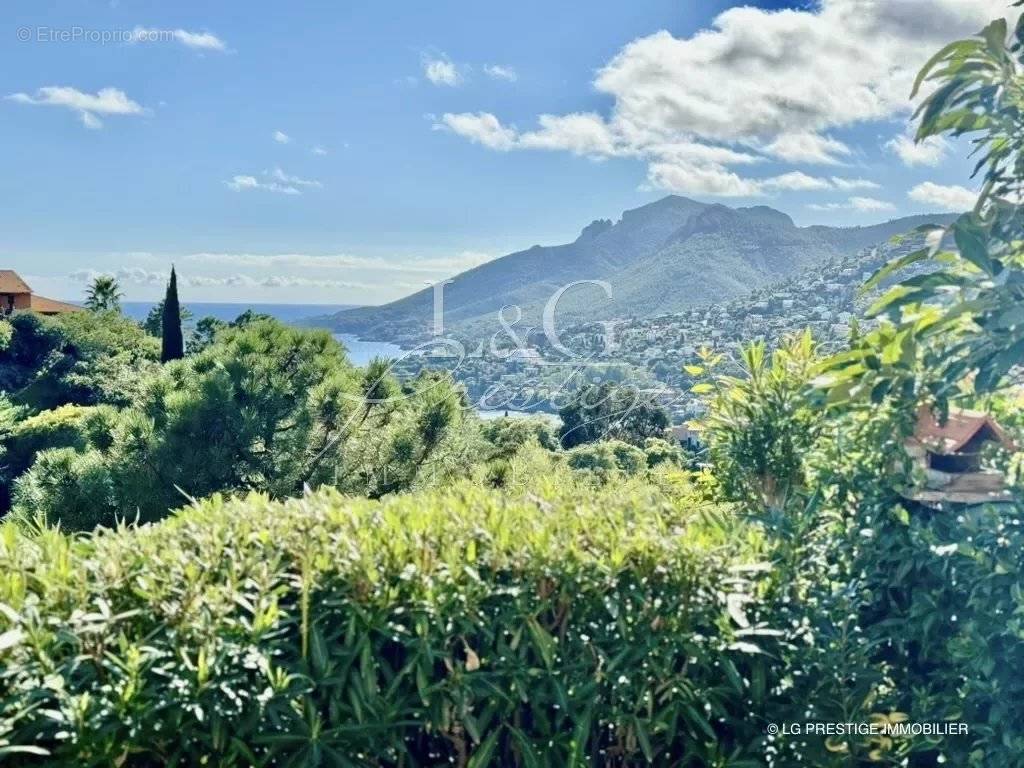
xmin=0 ymin=480 xmax=774 ymax=766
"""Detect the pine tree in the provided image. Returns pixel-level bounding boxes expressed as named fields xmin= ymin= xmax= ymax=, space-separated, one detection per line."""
xmin=160 ymin=267 xmax=184 ymax=362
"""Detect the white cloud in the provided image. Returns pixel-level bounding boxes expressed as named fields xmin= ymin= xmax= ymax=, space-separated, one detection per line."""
xmin=437 ymin=111 xmax=635 ymax=159
xmin=437 ymin=0 xmax=1013 ymax=195
xmin=183 ymin=250 xmax=493 ymax=274
xmin=268 ymin=167 xmax=321 ymax=188
xmin=437 ymin=112 xmax=517 ymax=150
xmin=831 ymin=176 xmax=880 ymax=191
xmin=60 ymin=248 xmax=498 ymax=303
xmin=273 ymin=130 xmax=291 ymax=144
xmin=808 ymin=196 xmax=896 ymax=212
xmin=648 ymin=141 xmax=762 ymax=167
xmin=908 ymin=181 xmax=976 ymax=211
xmin=423 ymin=55 xmax=461 ymax=86
xmin=225 ymin=168 xmax=322 ymax=196
xmin=7 ymin=85 xmax=145 ymax=129
xmin=130 ymin=26 xmax=227 ymax=52
xmin=761 ymin=132 xmax=851 ymax=165
xmin=184 ymin=274 xmax=366 ymax=289
xmin=518 ymin=113 xmax=618 ymax=156
xmin=761 ymin=171 xmax=832 ymax=191
xmin=649 ymin=167 xmax=883 ymax=198
xmin=80 ymin=112 xmax=102 ymax=130
xmin=647 ymin=160 xmax=763 ymax=197
xmin=70 ymin=266 xmax=367 ymax=291
xmin=171 ymin=30 xmax=226 ymax=51
xmin=849 ymin=196 xmax=896 ymax=212
xmin=312 ymin=145 xmax=328 ymax=156
xmin=885 ymin=130 xmax=950 ymax=167
xmin=594 ymin=2 xmax=1007 ymax=144
xmin=71 ymin=267 xmax=166 ymax=285
xmin=236 ymin=176 xmax=294 ymax=195
xmin=484 ymin=64 xmax=518 ymax=82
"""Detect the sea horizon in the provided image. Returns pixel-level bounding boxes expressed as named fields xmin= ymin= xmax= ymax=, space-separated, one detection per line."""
xmin=119 ymin=301 xmax=359 ymax=326
xmin=116 ymin=301 xmax=410 ymax=366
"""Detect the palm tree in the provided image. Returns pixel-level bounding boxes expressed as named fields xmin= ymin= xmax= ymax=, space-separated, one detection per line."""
xmin=84 ymin=275 xmax=122 ymax=313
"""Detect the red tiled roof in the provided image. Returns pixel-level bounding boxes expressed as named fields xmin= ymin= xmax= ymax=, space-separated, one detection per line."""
xmin=914 ymin=406 xmax=1011 ymax=454
xmin=0 ymin=270 xmax=31 ymax=294
xmin=28 ymin=295 xmax=82 ymax=314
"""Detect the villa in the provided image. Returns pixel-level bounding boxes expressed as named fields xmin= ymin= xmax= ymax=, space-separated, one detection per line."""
xmin=905 ymin=406 xmax=1015 ymax=507
xmin=0 ymin=270 xmax=81 ymax=316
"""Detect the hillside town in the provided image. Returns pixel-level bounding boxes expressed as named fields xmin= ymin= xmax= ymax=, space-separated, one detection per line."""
xmin=389 ymin=232 xmax=928 ymax=422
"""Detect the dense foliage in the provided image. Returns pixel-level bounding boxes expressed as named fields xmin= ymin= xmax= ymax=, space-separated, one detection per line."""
xmin=827 ymin=16 xmax=1024 ymax=408
xmin=2 ymin=14 xmax=1024 ymax=768
xmin=0 ymin=479 xmax=776 ymax=767
xmin=142 ymin=299 xmax=193 ymax=338
xmin=11 ymin=321 xmax=478 ymax=529
xmin=0 ymin=311 xmax=160 ymax=409
xmin=558 ymin=383 xmax=670 ymax=449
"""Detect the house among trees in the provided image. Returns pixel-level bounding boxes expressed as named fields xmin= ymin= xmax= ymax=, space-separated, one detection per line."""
xmin=905 ymin=406 xmax=1014 ymax=506
xmin=0 ymin=270 xmax=81 ymax=316
xmin=670 ymin=423 xmax=701 ymax=451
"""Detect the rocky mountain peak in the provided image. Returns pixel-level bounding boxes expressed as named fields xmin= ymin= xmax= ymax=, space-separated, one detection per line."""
xmin=578 ymin=218 xmax=614 ymax=241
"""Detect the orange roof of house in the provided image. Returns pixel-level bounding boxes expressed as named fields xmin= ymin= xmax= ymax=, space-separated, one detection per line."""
xmin=914 ymin=406 xmax=1011 ymax=454
xmin=0 ymin=270 xmax=32 ymax=294
xmin=28 ymin=295 xmax=82 ymax=314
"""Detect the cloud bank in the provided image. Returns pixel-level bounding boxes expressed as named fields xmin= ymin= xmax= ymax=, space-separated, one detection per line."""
xmin=436 ymin=0 xmax=1011 ymax=197
xmin=908 ymin=182 xmax=976 ymax=212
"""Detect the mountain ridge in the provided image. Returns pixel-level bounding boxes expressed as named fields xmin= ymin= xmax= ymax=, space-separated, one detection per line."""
xmin=313 ymin=196 xmax=958 ymax=343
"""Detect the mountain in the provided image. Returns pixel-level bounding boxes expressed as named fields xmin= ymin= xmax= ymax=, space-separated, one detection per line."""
xmin=314 ymin=196 xmax=957 ymax=343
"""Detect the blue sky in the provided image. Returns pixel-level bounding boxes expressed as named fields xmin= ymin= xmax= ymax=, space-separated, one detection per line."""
xmin=0 ymin=0 xmax=1011 ymax=304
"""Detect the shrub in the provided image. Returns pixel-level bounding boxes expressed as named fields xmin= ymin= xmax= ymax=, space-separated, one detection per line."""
xmin=558 ymin=383 xmax=669 ymax=449
xmin=567 ymin=439 xmax=648 ymax=480
xmin=0 ymin=320 xmax=12 ymax=353
xmin=845 ymin=499 xmax=1024 ymax=767
xmin=0 ymin=404 xmax=112 ymax=513
xmin=10 ymin=322 xmax=478 ymax=529
xmin=0 ymin=481 xmax=775 ymax=766
xmin=697 ymin=332 xmax=820 ymax=513
xmin=9 ymin=447 xmax=115 ymax=530
xmin=480 ymin=416 xmax=559 ymax=458
xmin=4 ymin=404 xmax=106 ymax=476
xmin=0 ymin=311 xmax=160 ymax=409
xmin=642 ymin=437 xmax=685 ymax=469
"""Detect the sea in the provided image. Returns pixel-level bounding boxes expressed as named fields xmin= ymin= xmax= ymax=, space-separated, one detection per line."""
xmin=120 ymin=302 xmax=403 ymax=367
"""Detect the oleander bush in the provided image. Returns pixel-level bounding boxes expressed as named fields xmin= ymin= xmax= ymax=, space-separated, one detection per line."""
xmin=0 ymin=479 xmax=780 ymax=767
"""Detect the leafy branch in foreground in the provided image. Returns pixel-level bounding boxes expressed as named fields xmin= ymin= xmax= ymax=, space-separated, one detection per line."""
xmin=823 ymin=15 xmax=1024 ymax=407
xmin=691 ymin=331 xmax=820 ymax=513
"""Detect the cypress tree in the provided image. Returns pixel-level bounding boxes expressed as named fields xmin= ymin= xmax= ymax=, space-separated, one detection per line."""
xmin=161 ymin=267 xmax=184 ymax=362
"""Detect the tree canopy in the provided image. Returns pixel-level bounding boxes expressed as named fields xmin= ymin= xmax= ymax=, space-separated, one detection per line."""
xmin=83 ymin=275 xmax=122 ymax=313
xmin=12 ymin=320 xmax=477 ymax=528
xmin=558 ymin=381 xmax=670 ymax=448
